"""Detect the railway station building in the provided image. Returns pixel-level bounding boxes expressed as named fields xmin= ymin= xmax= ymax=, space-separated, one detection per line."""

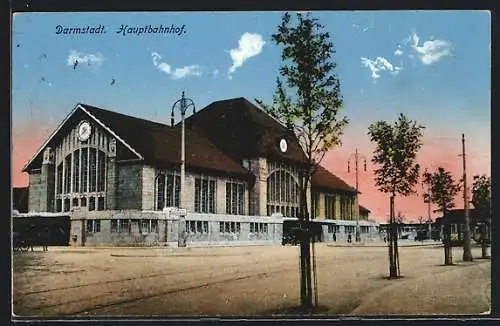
xmin=19 ymin=97 xmax=379 ymax=247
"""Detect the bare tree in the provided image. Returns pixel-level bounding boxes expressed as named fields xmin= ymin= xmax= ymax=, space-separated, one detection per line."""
xmin=256 ymin=12 xmax=348 ymax=310
xmin=368 ymin=113 xmax=425 ymax=278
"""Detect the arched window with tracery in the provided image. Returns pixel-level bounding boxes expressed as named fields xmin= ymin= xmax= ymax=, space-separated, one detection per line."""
xmin=55 ymin=147 xmax=107 ymax=212
xmin=266 ymin=161 xmax=300 ymax=217
xmin=53 ymin=121 xmax=110 ymax=213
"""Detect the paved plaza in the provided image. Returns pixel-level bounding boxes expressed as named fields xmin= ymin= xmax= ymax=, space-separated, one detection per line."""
xmin=12 ymin=243 xmax=490 ymax=317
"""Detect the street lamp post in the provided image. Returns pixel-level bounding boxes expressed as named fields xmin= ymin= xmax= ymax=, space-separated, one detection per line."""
xmin=348 ymin=148 xmax=367 ymax=243
xmin=171 ymin=91 xmax=196 ymax=210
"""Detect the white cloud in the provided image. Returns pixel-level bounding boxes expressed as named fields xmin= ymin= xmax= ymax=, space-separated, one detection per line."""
xmin=360 ymin=56 xmax=402 ymax=81
xmin=408 ymin=31 xmax=452 ymax=65
xmin=151 ymin=52 xmax=203 ymax=80
xmin=66 ymin=50 xmax=104 ymax=67
xmin=171 ymin=65 xmax=202 ymax=80
xmin=228 ymin=32 xmax=266 ymax=77
xmin=352 ymin=24 xmax=369 ymax=33
xmin=212 ymin=69 xmax=219 ymax=78
xmin=394 ymin=49 xmax=403 ymax=56
xmin=151 ymin=52 xmax=172 ymax=74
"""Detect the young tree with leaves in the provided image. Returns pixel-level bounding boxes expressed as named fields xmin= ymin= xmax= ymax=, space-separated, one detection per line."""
xmin=256 ymin=12 xmax=348 ymax=310
xmin=423 ymin=167 xmax=461 ymax=265
xmin=471 ymin=174 xmax=491 ymax=258
xmin=368 ymin=113 xmax=425 ymax=278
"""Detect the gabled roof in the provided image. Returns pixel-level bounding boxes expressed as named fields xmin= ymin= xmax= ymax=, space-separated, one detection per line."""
xmin=144 ymin=126 xmax=254 ymax=178
xmin=184 ymin=97 xmax=308 ymax=165
xmin=184 ymin=97 xmax=356 ymax=192
xmin=22 ymin=100 xmax=357 ymax=189
xmin=80 ymin=103 xmax=167 ymax=159
xmin=23 ymin=103 xmax=147 ymax=172
xmin=311 ymin=165 xmax=357 ymax=194
xmin=23 ymin=103 xmax=252 ymax=178
xmin=83 ymin=104 xmax=252 ymax=177
xmin=359 ymin=205 xmax=371 ymax=213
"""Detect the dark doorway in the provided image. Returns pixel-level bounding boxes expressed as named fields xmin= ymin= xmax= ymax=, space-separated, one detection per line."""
xmin=12 ymin=215 xmax=71 ymax=246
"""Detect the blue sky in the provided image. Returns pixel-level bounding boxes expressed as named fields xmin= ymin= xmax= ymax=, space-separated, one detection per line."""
xmin=12 ymin=11 xmax=491 ymax=217
xmin=12 ymin=11 xmax=490 ymax=130
xmin=12 ymin=11 xmax=490 ymax=128
xmin=12 ymin=11 xmax=491 ymax=192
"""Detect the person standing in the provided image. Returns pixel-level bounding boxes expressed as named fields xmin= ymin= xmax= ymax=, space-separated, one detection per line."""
xmin=42 ymin=227 xmax=50 ymax=251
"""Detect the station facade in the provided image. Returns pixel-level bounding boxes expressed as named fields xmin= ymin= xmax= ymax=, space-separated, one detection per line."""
xmin=21 ymin=97 xmax=379 ymax=246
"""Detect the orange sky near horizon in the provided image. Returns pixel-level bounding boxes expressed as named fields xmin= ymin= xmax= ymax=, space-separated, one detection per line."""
xmin=12 ymin=121 xmax=490 ymax=223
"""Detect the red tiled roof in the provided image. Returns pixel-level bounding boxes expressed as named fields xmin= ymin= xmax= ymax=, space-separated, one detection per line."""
xmin=23 ymin=100 xmax=358 ymax=191
xmin=311 ymin=165 xmax=357 ymax=194
xmin=24 ymin=104 xmax=252 ymax=179
xmin=184 ymin=97 xmax=308 ymax=165
xmin=359 ymin=205 xmax=371 ymax=213
xmin=82 ymin=104 xmax=253 ymax=178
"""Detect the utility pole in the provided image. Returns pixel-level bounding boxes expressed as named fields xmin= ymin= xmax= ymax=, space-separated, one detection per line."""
xmin=461 ymin=133 xmax=473 ymax=261
xmin=422 ymin=173 xmax=432 ymax=238
xmin=348 ymin=148 xmax=367 ymax=242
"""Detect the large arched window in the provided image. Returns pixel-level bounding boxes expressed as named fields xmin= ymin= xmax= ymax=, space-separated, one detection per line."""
xmin=267 ymin=162 xmax=300 ymax=217
xmin=55 ymin=147 xmax=107 ymax=212
xmin=155 ymin=171 xmax=181 ymax=210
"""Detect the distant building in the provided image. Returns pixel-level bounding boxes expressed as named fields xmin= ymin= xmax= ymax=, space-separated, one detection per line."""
xmin=436 ymin=208 xmax=490 ymax=243
xmin=12 ymin=187 xmax=29 ymax=213
xmin=19 ymin=97 xmax=379 ymax=246
xmin=359 ymin=205 xmax=370 ymax=220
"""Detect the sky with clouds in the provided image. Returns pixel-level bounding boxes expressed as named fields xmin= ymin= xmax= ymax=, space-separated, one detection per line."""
xmin=11 ymin=11 xmax=491 ymax=221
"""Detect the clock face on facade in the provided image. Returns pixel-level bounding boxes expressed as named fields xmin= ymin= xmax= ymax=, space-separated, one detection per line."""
xmin=77 ymin=121 xmax=92 ymax=142
xmin=279 ymin=138 xmax=288 ymax=153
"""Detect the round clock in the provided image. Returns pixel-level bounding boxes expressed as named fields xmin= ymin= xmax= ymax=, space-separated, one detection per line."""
xmin=77 ymin=121 xmax=92 ymax=142
xmin=279 ymin=138 xmax=288 ymax=153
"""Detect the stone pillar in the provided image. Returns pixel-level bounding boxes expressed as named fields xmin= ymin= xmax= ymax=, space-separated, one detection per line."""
xmin=106 ymin=139 xmax=117 ymax=210
xmin=335 ymin=195 xmax=341 ymax=220
xmin=318 ymin=192 xmax=325 ymax=220
xmin=141 ymin=166 xmax=155 ymax=210
xmin=40 ymin=147 xmax=55 ymax=212
xmin=354 ymin=195 xmax=360 ymax=221
xmin=248 ymin=158 xmax=268 ymax=216
xmin=216 ymin=178 xmax=227 ymax=215
xmin=306 ymin=180 xmax=312 ymax=218
xmin=70 ymin=214 xmax=85 ymax=247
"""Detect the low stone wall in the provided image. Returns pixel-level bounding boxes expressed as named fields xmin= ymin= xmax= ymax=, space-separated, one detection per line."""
xmin=68 ymin=210 xmax=379 ymax=247
xmin=183 ymin=213 xmax=283 ymax=247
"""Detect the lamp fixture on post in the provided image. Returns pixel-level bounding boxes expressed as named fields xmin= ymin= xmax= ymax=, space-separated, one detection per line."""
xmin=348 ymin=148 xmax=368 ymax=243
xmin=171 ymin=91 xmax=196 ymax=210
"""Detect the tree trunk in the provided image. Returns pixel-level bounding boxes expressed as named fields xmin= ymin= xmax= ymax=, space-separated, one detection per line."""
xmin=311 ymin=237 xmax=318 ymax=306
xmin=387 ymin=226 xmax=394 ymax=276
xmin=481 ymin=223 xmax=489 ymax=258
xmin=443 ymin=218 xmax=453 ymax=265
xmin=299 ymin=225 xmax=310 ymax=309
xmin=388 ymin=195 xmax=399 ymax=278
xmin=299 ymin=175 xmax=313 ymax=311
